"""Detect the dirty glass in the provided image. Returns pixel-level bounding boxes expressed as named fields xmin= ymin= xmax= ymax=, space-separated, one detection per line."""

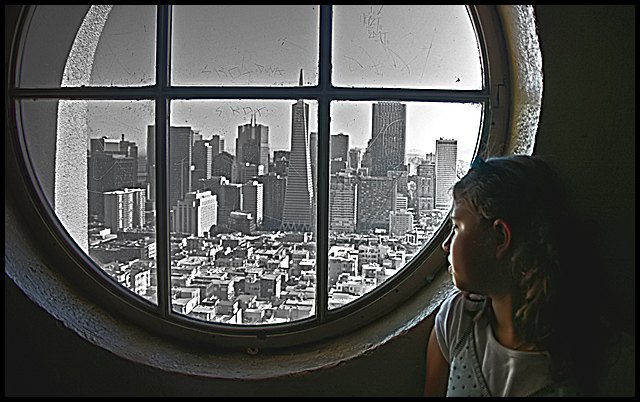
xmin=332 ymin=5 xmax=482 ymax=89
xmin=171 ymin=5 xmax=319 ymax=86
xmin=17 ymin=5 xmax=156 ymax=88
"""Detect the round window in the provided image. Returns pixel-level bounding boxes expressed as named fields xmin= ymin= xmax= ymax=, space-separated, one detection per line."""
xmin=9 ymin=5 xmax=522 ymax=350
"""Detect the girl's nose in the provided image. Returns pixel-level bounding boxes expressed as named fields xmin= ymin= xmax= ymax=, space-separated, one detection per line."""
xmin=441 ymin=230 xmax=452 ymax=254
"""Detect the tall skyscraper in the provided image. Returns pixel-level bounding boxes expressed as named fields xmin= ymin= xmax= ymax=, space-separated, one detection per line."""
xmin=281 ymin=70 xmax=314 ymax=232
xmin=241 ymin=180 xmax=263 ymax=228
xmin=192 ymin=139 xmax=213 ymax=190
xmin=435 ymin=138 xmax=458 ymax=210
xmin=169 ymin=126 xmax=194 ymax=208
xmin=147 ymin=125 xmax=195 ymax=208
xmin=330 ymin=133 xmax=349 ymax=174
xmin=368 ymin=101 xmax=407 ymax=177
xmin=236 ymin=115 xmax=269 ymax=178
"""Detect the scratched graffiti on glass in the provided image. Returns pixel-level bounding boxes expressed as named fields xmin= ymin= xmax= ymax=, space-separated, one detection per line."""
xmin=333 ymin=5 xmax=482 ymax=89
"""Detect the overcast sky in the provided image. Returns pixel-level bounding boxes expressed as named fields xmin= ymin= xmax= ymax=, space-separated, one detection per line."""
xmin=87 ymin=5 xmax=482 ymax=162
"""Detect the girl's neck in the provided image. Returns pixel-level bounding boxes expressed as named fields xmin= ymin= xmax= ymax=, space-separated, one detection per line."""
xmin=488 ymin=293 xmax=538 ymax=351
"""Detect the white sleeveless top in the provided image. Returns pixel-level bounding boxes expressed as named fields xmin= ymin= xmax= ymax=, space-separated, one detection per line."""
xmin=434 ymin=290 xmax=576 ymax=397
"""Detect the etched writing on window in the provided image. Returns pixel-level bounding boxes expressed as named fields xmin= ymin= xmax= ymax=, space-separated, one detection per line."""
xmin=333 ymin=5 xmax=482 ymax=89
xmin=171 ymin=5 xmax=319 ymax=86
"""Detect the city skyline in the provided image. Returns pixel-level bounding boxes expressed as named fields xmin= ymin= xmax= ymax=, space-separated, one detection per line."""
xmin=87 ymin=100 xmax=482 ymax=164
xmin=27 ymin=5 xmax=486 ymax=326
xmin=85 ymin=5 xmax=483 ymax=162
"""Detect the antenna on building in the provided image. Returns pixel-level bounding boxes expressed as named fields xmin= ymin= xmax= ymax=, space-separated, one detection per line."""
xmin=299 ymin=68 xmax=304 ymax=86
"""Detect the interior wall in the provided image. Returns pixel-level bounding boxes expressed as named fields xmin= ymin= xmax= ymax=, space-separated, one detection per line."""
xmin=533 ymin=5 xmax=635 ymax=331
xmin=5 ymin=5 xmax=635 ymax=397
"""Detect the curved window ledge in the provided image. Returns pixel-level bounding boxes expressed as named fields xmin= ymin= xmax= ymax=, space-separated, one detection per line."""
xmin=5 ymin=5 xmax=541 ymax=380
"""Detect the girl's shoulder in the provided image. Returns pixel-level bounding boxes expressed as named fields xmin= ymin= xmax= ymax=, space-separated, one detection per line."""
xmin=439 ymin=290 xmax=486 ymax=320
xmin=434 ymin=290 xmax=486 ymax=362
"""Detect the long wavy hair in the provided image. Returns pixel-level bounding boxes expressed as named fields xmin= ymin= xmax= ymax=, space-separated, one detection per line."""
xmin=452 ymin=155 xmax=608 ymax=394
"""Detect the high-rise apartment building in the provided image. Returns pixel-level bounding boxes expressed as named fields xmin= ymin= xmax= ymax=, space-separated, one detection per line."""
xmin=435 ymin=138 xmax=458 ymax=210
xmin=368 ymin=101 xmax=407 ymax=177
xmin=103 ymin=188 xmax=146 ymax=232
xmin=281 ymin=70 xmax=314 ymax=232
xmin=172 ymin=190 xmax=217 ymax=237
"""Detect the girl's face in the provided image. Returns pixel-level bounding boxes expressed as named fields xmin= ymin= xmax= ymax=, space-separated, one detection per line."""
xmin=442 ymin=201 xmax=508 ymax=296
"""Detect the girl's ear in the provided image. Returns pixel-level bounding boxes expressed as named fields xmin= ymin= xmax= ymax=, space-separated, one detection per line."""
xmin=493 ymin=219 xmax=512 ymax=260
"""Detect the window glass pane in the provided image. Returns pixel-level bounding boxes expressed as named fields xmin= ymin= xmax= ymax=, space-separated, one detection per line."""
xmin=332 ymin=5 xmax=482 ymax=89
xmin=328 ymin=101 xmax=482 ymax=309
xmin=18 ymin=5 xmax=156 ymax=88
xmin=19 ymin=99 xmax=158 ymax=305
xmin=88 ymin=5 xmax=157 ymax=87
xmin=168 ymin=99 xmax=317 ymax=324
xmin=171 ymin=6 xmax=319 ymax=86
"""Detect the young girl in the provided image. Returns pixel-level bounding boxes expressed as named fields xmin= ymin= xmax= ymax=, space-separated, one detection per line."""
xmin=424 ymin=155 xmax=607 ymax=397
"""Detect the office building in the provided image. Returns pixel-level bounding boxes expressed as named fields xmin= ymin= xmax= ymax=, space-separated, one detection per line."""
xmin=172 ymin=190 xmax=218 ymax=237
xmin=435 ymin=138 xmax=457 ymax=210
xmin=389 ymin=209 xmax=413 ymax=237
xmin=330 ymin=133 xmax=349 ymax=174
xmin=147 ymin=125 xmax=195 ymax=208
xmin=368 ymin=101 xmax=406 ymax=177
xmin=241 ymin=180 xmax=263 ymax=228
xmin=88 ymin=135 xmax=139 ymax=221
xmin=212 ymin=151 xmax=237 ymax=183
xmin=192 ymin=139 xmax=213 ymax=191
xmin=356 ymin=176 xmax=396 ymax=233
xmin=261 ymin=173 xmax=286 ymax=231
xmin=329 ymin=174 xmax=358 ymax=232
xmin=236 ymin=116 xmax=269 ymax=177
xmin=213 ymin=182 xmax=243 ymax=232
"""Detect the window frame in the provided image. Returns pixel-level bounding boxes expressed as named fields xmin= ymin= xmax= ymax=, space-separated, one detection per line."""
xmin=7 ymin=5 xmax=512 ymax=351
